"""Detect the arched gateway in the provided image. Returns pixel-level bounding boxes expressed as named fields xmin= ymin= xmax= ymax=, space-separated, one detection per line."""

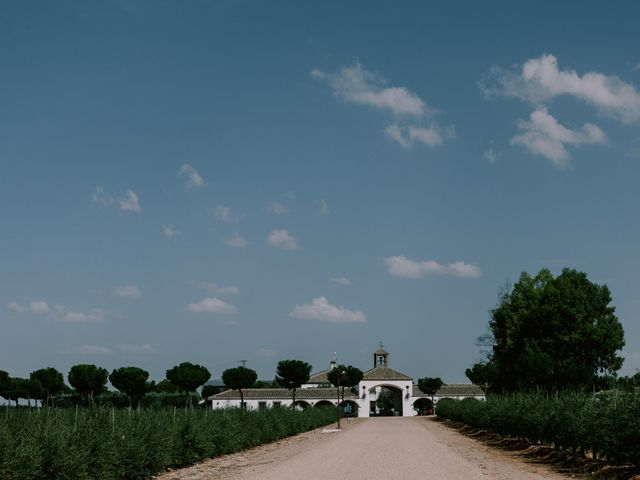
xmin=205 ymin=347 xmax=485 ymax=416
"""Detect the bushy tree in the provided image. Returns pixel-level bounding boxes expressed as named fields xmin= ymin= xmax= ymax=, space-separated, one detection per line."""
xmin=418 ymin=377 xmax=443 ymax=407
xmin=166 ymin=362 xmax=211 ymax=405
xmin=0 ymin=370 xmax=9 ymax=399
xmin=276 ymin=359 xmax=312 ymax=406
xmin=154 ymin=379 xmax=180 ymax=393
xmin=109 ymin=366 xmax=149 ymax=407
xmin=68 ymin=364 xmax=109 ymax=405
xmin=3 ymin=378 xmax=30 ymax=406
xmin=327 ymin=364 xmax=363 ymax=405
xmin=222 ymin=366 xmax=257 ymax=410
xmin=30 ymin=367 xmax=65 ymax=406
xmin=478 ymin=268 xmax=625 ymax=392
xmin=465 ymin=363 xmax=494 ymax=393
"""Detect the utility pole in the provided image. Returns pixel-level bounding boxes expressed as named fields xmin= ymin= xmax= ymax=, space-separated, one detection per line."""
xmin=239 ymin=360 xmax=247 ymax=367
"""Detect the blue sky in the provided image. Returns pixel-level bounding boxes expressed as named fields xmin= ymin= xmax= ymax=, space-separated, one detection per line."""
xmin=2 ymin=0 xmax=640 ymax=384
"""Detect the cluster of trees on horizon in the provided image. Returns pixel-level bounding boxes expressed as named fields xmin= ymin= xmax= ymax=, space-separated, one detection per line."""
xmin=465 ymin=268 xmax=639 ymax=393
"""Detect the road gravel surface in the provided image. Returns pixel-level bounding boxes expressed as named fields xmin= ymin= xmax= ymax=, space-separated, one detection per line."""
xmin=159 ymin=417 xmax=570 ymax=480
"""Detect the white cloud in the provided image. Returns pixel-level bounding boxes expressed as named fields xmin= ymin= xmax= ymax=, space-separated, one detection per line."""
xmin=177 ymin=164 xmax=205 ymax=189
xmin=115 ymin=343 xmax=155 ymax=354
xmin=119 ymin=190 xmax=141 ymax=213
xmin=113 ymin=285 xmax=141 ymax=298
xmin=312 ymin=63 xmax=428 ymax=117
xmin=226 ymin=233 xmax=249 ymax=248
xmin=267 ymin=229 xmax=299 ymax=250
xmin=482 ymin=54 xmax=640 ymax=123
xmin=68 ymin=344 xmax=113 ymax=355
xmin=162 ymin=224 xmax=181 ymax=238
xmin=7 ymin=300 xmax=49 ymax=313
xmin=195 ymin=282 xmax=239 ymax=296
xmin=330 ymin=277 xmax=352 ymax=287
xmin=267 ymin=201 xmax=288 ymax=215
xmin=319 ymin=199 xmax=330 ymax=215
xmin=289 ymin=297 xmax=366 ymax=324
xmin=511 ymin=108 xmax=607 ymax=167
xmin=54 ymin=306 xmax=107 ymax=323
xmin=384 ymin=255 xmax=481 ymax=279
xmin=212 ymin=205 xmax=233 ymax=222
xmin=483 ymin=147 xmax=498 ymax=163
xmin=7 ymin=302 xmax=26 ymax=313
xmin=29 ymin=301 xmax=49 ymax=313
xmin=384 ymin=123 xmax=454 ymax=148
xmin=91 ymin=186 xmax=115 ymax=207
xmin=187 ymin=297 xmax=237 ymax=315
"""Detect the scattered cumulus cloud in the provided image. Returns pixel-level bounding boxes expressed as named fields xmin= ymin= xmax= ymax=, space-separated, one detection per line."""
xmin=267 ymin=229 xmax=299 ymax=250
xmin=483 ymin=147 xmax=498 ymax=163
xmin=92 ymin=187 xmax=141 ymax=213
xmin=319 ymin=199 xmax=330 ymax=215
xmin=311 ymin=63 xmax=429 ymax=117
xmin=54 ymin=306 xmax=108 ymax=323
xmin=313 ymin=63 xmax=454 ymax=150
xmin=267 ymin=201 xmax=288 ymax=215
xmin=384 ymin=123 xmax=455 ymax=148
xmin=385 ymin=255 xmax=481 ymax=279
xmin=162 ymin=224 xmax=181 ymax=238
xmin=187 ymin=297 xmax=237 ymax=315
xmin=226 ymin=233 xmax=249 ymax=248
xmin=177 ymin=164 xmax=205 ymax=189
xmin=113 ymin=285 xmax=141 ymax=298
xmin=482 ymin=54 xmax=640 ymax=123
xmin=289 ymin=297 xmax=366 ymax=324
xmin=7 ymin=301 xmax=49 ymax=314
xmin=511 ymin=108 xmax=607 ymax=167
xmin=330 ymin=277 xmax=352 ymax=287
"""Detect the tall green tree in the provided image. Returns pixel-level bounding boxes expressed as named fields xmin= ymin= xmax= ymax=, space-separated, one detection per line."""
xmin=222 ymin=366 xmax=257 ymax=410
xmin=30 ymin=367 xmax=65 ymax=406
xmin=68 ymin=364 xmax=109 ymax=405
xmin=327 ymin=364 xmax=363 ymax=406
xmin=3 ymin=378 xmax=30 ymax=407
xmin=478 ymin=268 xmax=625 ymax=392
xmin=166 ymin=362 xmax=211 ymax=405
xmin=417 ymin=377 xmax=443 ymax=408
xmin=275 ymin=359 xmax=312 ymax=407
xmin=109 ymin=366 xmax=149 ymax=407
xmin=464 ymin=363 xmax=494 ymax=393
xmin=0 ymin=370 xmax=9 ymax=399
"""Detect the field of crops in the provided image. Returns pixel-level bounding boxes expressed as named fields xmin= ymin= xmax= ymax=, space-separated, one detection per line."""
xmin=0 ymin=406 xmax=336 ymax=480
xmin=435 ymin=392 xmax=640 ymax=470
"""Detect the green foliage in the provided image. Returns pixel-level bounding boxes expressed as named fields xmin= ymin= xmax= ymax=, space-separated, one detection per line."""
xmin=166 ymin=363 xmax=211 ymax=405
xmin=68 ymin=364 xmax=109 ymax=404
xmin=326 ymin=364 xmax=363 ymax=406
xmin=200 ymin=385 xmax=221 ymax=399
xmin=481 ymin=268 xmax=625 ymax=392
xmin=376 ymin=389 xmax=395 ymax=415
xmin=109 ymin=367 xmax=150 ymax=407
xmin=464 ymin=363 xmax=494 ymax=392
xmin=275 ymin=360 xmax=312 ymax=405
xmin=436 ymin=392 xmax=640 ymax=469
xmin=417 ymin=377 xmax=443 ymax=398
xmin=30 ymin=368 xmax=65 ymax=406
xmin=3 ymin=378 xmax=30 ymax=405
xmin=251 ymin=379 xmax=275 ymax=388
xmin=222 ymin=367 xmax=257 ymax=409
xmin=153 ymin=379 xmax=180 ymax=393
xmin=0 ymin=371 xmax=9 ymax=395
xmin=0 ymin=406 xmax=336 ymax=479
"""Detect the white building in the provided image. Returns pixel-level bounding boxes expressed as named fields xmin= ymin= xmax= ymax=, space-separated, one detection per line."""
xmin=206 ymin=348 xmax=485 ymax=417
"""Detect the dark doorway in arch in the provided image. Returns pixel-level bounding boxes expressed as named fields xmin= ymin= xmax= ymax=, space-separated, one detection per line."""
xmin=339 ymin=400 xmax=359 ymax=417
xmin=292 ymin=400 xmax=311 ymax=410
xmin=413 ymin=397 xmax=434 ymax=416
xmin=374 ymin=386 xmax=403 ymax=416
xmin=314 ymin=400 xmax=333 ymax=409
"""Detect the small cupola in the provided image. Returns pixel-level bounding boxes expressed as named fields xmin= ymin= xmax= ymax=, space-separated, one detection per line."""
xmin=373 ymin=344 xmax=389 ymax=368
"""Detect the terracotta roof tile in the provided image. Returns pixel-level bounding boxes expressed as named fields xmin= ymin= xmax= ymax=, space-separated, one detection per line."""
xmin=363 ymin=367 xmax=412 ymax=381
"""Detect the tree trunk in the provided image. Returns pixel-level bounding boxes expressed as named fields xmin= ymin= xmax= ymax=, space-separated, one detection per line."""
xmin=239 ymin=389 xmax=245 ymax=410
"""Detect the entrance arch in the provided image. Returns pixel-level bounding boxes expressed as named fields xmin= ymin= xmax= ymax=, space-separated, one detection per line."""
xmin=339 ymin=399 xmax=359 ymax=417
xmin=292 ymin=400 xmax=311 ymax=410
xmin=368 ymin=384 xmax=405 ymax=416
xmin=314 ymin=400 xmax=334 ymax=409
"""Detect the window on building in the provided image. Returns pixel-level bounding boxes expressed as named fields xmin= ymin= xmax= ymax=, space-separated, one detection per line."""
xmin=258 ymin=401 xmax=267 ymax=411
xmin=273 ymin=401 xmax=281 ymax=408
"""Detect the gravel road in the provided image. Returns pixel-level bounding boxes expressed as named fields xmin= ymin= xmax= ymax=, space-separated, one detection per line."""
xmin=159 ymin=417 xmax=570 ymax=480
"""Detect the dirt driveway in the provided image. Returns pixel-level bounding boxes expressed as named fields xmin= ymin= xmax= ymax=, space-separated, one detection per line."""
xmin=158 ymin=417 xmax=571 ymax=480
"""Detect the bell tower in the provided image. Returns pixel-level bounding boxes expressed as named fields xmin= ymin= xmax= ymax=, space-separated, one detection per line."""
xmin=373 ymin=342 xmax=389 ymax=368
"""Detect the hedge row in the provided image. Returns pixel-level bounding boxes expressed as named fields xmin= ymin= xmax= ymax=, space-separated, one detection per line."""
xmin=435 ymin=392 xmax=640 ymax=469
xmin=0 ymin=406 xmax=336 ymax=480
